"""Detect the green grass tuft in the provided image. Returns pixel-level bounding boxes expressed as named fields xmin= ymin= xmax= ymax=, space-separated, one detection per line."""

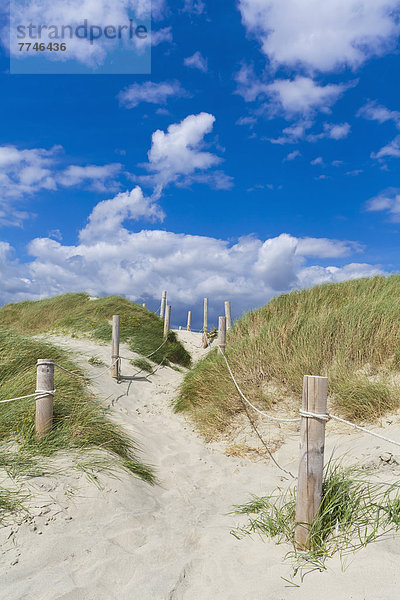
xmin=176 ymin=276 xmax=400 ymax=437
xmin=0 ymin=487 xmax=27 ymax=526
xmin=233 ymin=462 xmax=400 ymax=577
xmin=88 ymin=356 xmax=105 ymax=367
xmin=130 ymin=358 xmax=154 ymax=373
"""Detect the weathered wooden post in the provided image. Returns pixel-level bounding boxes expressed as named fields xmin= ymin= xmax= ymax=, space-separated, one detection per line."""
xmin=295 ymin=375 xmax=328 ymax=549
xmin=35 ymin=359 xmax=55 ymax=438
xmin=203 ymin=298 xmax=209 ymax=348
xmin=160 ymin=291 xmax=167 ymax=320
xmin=111 ymin=315 xmax=120 ymax=379
xmin=187 ymin=310 xmax=192 ymax=332
xmin=225 ymin=301 xmax=232 ymax=330
xmin=164 ymin=305 xmax=171 ymax=338
xmin=218 ymin=316 xmax=227 ymax=355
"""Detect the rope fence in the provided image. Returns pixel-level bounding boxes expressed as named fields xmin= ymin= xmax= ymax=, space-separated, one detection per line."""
xmin=0 ymin=311 xmax=175 ymax=438
xmin=0 ymin=390 xmax=56 ymax=405
xmin=0 ymin=293 xmax=231 ymax=441
xmin=223 ymin=354 xmax=400 ymax=447
xmin=218 ymin=342 xmax=400 ymax=549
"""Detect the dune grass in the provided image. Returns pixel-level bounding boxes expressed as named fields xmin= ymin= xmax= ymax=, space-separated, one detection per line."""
xmin=233 ymin=462 xmax=400 ymax=576
xmin=0 ymin=293 xmax=191 ymax=368
xmin=0 ymin=487 xmax=27 ymax=526
xmin=130 ymin=358 xmax=154 ymax=373
xmin=0 ymin=329 xmax=154 ymax=492
xmin=176 ymin=276 xmax=400 ymax=438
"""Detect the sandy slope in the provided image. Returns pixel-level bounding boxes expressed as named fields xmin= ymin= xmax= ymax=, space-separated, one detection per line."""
xmin=1 ymin=331 xmax=400 ymax=599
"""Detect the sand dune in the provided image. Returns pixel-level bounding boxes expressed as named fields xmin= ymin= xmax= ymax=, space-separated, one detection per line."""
xmin=1 ymin=331 xmax=400 ymax=599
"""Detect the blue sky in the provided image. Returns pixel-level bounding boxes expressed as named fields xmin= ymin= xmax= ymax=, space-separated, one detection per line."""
xmin=1 ymin=0 xmax=400 ymax=326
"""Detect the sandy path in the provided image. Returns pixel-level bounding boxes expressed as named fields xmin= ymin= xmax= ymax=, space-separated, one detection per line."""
xmin=2 ymin=332 xmax=400 ymax=599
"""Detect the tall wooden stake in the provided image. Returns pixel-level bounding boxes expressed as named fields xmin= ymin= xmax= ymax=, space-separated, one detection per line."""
xmin=203 ymin=298 xmax=209 ymax=348
xmin=160 ymin=291 xmax=167 ymax=320
xmin=164 ymin=305 xmax=171 ymax=338
xmin=187 ymin=310 xmax=192 ymax=331
xmin=35 ymin=359 xmax=55 ymax=438
xmin=295 ymin=375 xmax=328 ymax=549
xmin=218 ymin=316 xmax=227 ymax=354
xmin=111 ymin=315 xmax=120 ymax=379
xmin=224 ymin=301 xmax=232 ymax=330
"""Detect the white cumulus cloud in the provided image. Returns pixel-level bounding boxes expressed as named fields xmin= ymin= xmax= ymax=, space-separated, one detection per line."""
xmin=79 ymin=186 xmax=165 ymax=243
xmin=238 ymin=0 xmax=400 ymax=73
xmin=136 ymin=112 xmax=231 ymax=195
xmin=57 ymin=164 xmax=122 ymax=191
xmin=236 ymin=66 xmax=350 ymax=118
xmin=266 ymin=77 xmax=349 ymax=117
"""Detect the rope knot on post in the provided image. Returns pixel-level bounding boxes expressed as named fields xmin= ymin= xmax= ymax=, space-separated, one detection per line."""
xmin=299 ymin=409 xmax=330 ymax=422
xmin=35 ymin=389 xmax=56 ymax=399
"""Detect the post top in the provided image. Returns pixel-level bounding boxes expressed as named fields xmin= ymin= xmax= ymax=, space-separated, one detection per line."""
xmin=303 ymin=375 xmax=329 ymax=380
xmin=37 ymin=359 xmax=55 ymax=366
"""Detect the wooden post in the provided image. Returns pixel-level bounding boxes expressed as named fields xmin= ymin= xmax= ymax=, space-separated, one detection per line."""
xmin=35 ymin=359 xmax=55 ymax=438
xmin=203 ymin=298 xmax=209 ymax=348
xmin=218 ymin=316 xmax=227 ymax=354
xmin=160 ymin=291 xmax=167 ymax=320
xmin=187 ymin=311 xmax=192 ymax=332
xmin=164 ymin=305 xmax=171 ymax=338
xmin=111 ymin=315 xmax=120 ymax=379
xmin=295 ymin=375 xmax=328 ymax=549
xmin=225 ymin=301 xmax=232 ymax=330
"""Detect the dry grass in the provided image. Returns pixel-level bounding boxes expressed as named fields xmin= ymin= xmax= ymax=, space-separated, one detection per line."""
xmin=176 ymin=276 xmax=400 ymax=438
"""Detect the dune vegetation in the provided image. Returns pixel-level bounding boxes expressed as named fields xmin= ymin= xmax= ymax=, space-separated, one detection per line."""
xmin=0 ymin=329 xmax=155 ymax=516
xmin=0 ymin=329 xmax=154 ymax=478
xmin=176 ymin=276 xmax=400 ymax=439
xmin=233 ymin=460 xmax=400 ymax=574
xmin=0 ymin=293 xmax=191 ymax=368
xmin=0 ymin=292 xmax=193 ymax=523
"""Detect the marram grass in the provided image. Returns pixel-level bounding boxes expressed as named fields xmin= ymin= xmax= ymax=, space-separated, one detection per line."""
xmin=232 ymin=462 xmax=400 ymax=578
xmin=176 ymin=276 xmax=400 ymax=438
xmin=0 ymin=293 xmax=191 ymax=368
xmin=0 ymin=295 xmax=183 ymax=522
xmin=0 ymin=327 xmax=155 ymax=524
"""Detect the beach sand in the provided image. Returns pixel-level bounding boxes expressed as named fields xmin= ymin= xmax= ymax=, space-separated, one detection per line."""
xmin=1 ymin=331 xmax=400 ymax=599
